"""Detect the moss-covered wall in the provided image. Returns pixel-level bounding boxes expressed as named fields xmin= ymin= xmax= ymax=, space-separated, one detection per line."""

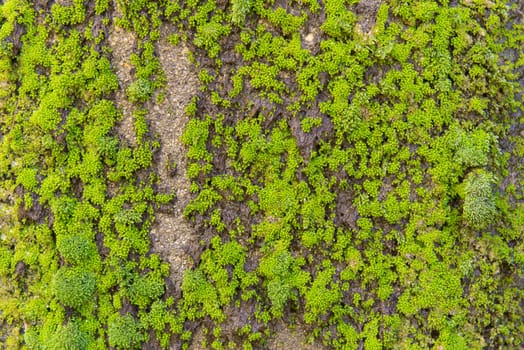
xmin=0 ymin=0 xmax=522 ymax=349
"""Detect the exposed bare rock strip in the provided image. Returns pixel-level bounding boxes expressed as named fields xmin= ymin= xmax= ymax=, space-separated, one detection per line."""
xmin=108 ymin=15 xmax=138 ymax=147
xmin=148 ymin=25 xmax=200 ymax=289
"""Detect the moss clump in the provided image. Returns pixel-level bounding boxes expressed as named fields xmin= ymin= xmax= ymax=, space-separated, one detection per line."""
xmin=463 ymin=170 xmax=497 ymax=229
xmin=107 ymin=313 xmax=145 ymax=349
xmin=126 ymin=78 xmax=153 ymax=103
xmin=45 ymin=322 xmax=91 ymax=350
xmin=52 ymin=267 xmax=95 ymax=309
xmin=56 ymin=235 xmax=97 ymax=266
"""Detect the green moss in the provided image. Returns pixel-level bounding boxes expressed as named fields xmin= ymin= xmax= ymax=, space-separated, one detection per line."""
xmin=95 ymin=0 xmax=110 ymax=14
xmin=304 ymin=262 xmax=340 ymax=324
xmin=127 ymin=78 xmax=153 ymax=103
xmin=45 ymin=321 xmax=91 ymax=350
xmin=231 ymin=0 xmax=253 ymax=26
xmin=16 ymin=167 xmax=38 ymax=191
xmin=449 ymin=126 xmax=493 ymax=168
xmin=51 ymin=0 xmax=86 ymax=27
xmin=52 ymin=267 xmax=95 ymax=309
xmin=258 ymin=240 xmax=309 ymax=317
xmin=181 ymin=269 xmax=223 ymax=322
xmin=463 ymin=170 xmax=497 ymax=229
xmin=56 ymin=234 xmax=97 ymax=266
xmin=108 ymin=313 xmax=146 ymax=349
xmin=127 ymin=274 xmax=165 ymax=309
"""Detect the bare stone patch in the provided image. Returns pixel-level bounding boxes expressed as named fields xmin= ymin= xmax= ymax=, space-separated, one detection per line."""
xmin=354 ymin=0 xmax=382 ymax=35
xmin=267 ymin=322 xmax=326 ymax=350
xmin=108 ymin=7 xmax=200 ymax=288
xmin=108 ymin=10 xmax=137 ymax=147
xmin=147 ymin=24 xmax=200 ymax=288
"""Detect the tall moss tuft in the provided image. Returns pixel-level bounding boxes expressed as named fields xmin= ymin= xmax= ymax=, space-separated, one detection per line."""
xmin=463 ymin=170 xmax=497 ymax=229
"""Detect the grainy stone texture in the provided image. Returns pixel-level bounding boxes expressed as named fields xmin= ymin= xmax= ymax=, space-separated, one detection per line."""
xmin=108 ymin=12 xmax=138 ymax=147
xmin=266 ymin=322 xmax=324 ymax=350
xmin=147 ymin=24 xmax=200 ymax=290
xmin=108 ymin=3 xmax=201 ymax=294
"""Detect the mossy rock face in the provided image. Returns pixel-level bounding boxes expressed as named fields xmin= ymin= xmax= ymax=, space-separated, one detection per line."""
xmin=0 ymin=0 xmax=522 ymax=349
xmin=52 ymin=267 xmax=95 ymax=309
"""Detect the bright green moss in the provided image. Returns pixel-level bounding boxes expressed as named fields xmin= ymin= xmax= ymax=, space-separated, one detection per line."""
xmin=448 ymin=127 xmax=493 ymax=168
xmin=142 ymin=300 xmax=178 ymax=347
xmin=51 ymin=0 xmax=86 ymax=27
xmin=300 ymin=116 xmax=322 ymax=133
xmin=304 ymin=262 xmax=340 ymax=324
xmin=16 ymin=167 xmax=38 ymax=191
xmin=171 ymin=0 xmax=522 ymax=344
xmin=0 ymin=1 xmax=178 ymax=346
xmin=181 ymin=269 xmax=224 ymax=322
xmin=56 ymin=234 xmax=97 ymax=266
xmin=264 ymin=7 xmax=307 ymax=35
xmin=194 ymin=18 xmax=231 ymax=58
xmin=95 ymin=0 xmax=110 ymax=15
xmin=182 ymin=117 xmax=211 ymax=161
xmin=127 ymin=274 xmax=165 ymax=309
xmin=258 ymin=241 xmax=309 ymax=317
xmin=231 ymin=0 xmax=253 ymax=26
xmin=0 ymin=246 xmax=13 ymax=277
xmin=52 ymin=267 xmax=95 ymax=309
xmin=127 ymin=78 xmax=153 ymax=104
xmin=321 ymin=4 xmax=356 ymax=39
xmin=463 ymin=170 xmax=497 ymax=229
xmin=107 ymin=313 xmax=146 ymax=349
xmin=83 ymin=179 xmax=107 ymax=205
xmin=258 ymin=180 xmax=299 ymax=218
xmin=44 ymin=321 xmax=91 ymax=350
